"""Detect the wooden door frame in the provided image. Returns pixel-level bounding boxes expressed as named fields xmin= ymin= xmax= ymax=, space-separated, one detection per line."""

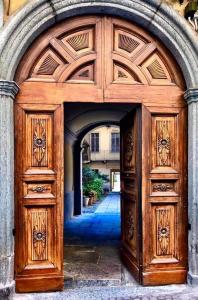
xmin=13 ymin=15 xmax=188 ymax=291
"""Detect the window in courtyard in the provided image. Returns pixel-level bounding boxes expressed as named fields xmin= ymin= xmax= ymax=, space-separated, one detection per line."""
xmin=91 ymin=132 xmax=99 ymax=152
xmin=111 ymin=132 xmax=120 ymax=152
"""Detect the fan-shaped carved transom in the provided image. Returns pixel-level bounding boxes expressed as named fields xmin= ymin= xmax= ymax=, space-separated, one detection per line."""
xmin=16 ymin=16 xmax=184 ymax=89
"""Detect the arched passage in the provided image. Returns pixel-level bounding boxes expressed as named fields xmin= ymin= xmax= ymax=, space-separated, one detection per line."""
xmin=1 ymin=0 xmax=198 ymax=294
xmin=64 ymin=102 xmax=134 ymax=220
xmin=74 ymin=122 xmax=120 ymax=214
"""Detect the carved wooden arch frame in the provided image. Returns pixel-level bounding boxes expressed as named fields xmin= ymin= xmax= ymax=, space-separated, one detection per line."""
xmin=15 ymin=16 xmax=185 ymax=92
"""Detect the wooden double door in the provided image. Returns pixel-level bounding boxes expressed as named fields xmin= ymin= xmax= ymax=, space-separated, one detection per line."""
xmin=14 ymin=15 xmax=187 ymax=292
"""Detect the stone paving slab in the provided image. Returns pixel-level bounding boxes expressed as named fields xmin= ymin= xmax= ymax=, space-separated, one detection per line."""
xmin=64 ymin=193 xmax=121 ymax=246
xmin=12 ymin=285 xmax=198 ymax=300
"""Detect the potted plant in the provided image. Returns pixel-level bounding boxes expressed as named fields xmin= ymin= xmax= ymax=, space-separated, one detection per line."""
xmin=83 ymin=195 xmax=89 ymax=207
xmin=88 ymin=190 xmax=95 ymax=205
xmin=83 ymin=187 xmax=90 ymax=207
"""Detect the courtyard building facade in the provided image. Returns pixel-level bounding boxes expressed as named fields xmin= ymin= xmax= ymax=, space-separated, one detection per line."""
xmin=82 ymin=125 xmax=120 ymax=192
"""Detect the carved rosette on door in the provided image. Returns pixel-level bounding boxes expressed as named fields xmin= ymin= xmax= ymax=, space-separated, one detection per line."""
xmin=32 ymin=119 xmax=47 ymax=167
xmin=32 ymin=210 xmax=47 ymax=261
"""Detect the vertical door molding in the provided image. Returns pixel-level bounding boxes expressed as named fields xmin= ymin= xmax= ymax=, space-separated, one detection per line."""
xmin=0 ymin=80 xmax=19 ymax=295
xmin=185 ymin=88 xmax=198 ymax=285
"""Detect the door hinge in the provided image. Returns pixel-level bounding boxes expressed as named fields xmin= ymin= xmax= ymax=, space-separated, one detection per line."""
xmin=12 ymin=228 xmax=16 ymax=236
xmin=188 ymin=223 xmax=191 ymax=231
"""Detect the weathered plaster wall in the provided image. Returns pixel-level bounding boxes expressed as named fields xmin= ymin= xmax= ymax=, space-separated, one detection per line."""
xmin=3 ymin=0 xmax=29 ymax=20
xmin=165 ymin=0 xmax=189 ymax=15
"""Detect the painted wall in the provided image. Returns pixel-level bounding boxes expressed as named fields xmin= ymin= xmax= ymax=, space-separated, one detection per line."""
xmin=165 ymin=0 xmax=188 ymax=15
xmin=82 ymin=126 xmax=120 ymax=193
xmin=2 ymin=0 xmax=29 ymax=23
xmin=84 ymin=125 xmax=120 ymax=162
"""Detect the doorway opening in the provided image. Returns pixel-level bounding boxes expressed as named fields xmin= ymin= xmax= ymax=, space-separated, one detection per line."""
xmin=63 ymin=102 xmax=138 ymax=287
xmin=111 ymin=170 xmax=121 ymax=192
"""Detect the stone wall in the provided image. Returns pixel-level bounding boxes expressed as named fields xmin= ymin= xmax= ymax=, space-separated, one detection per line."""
xmin=0 ymin=0 xmax=189 ymax=25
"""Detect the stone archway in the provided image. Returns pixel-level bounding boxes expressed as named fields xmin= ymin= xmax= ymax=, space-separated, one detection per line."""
xmin=1 ymin=0 xmax=198 ymax=295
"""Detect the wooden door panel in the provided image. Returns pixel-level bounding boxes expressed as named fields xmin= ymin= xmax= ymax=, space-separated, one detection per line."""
xmin=120 ymin=107 xmax=142 ymax=283
xmin=123 ymin=198 xmax=137 ymax=259
xmin=15 ymin=104 xmax=64 ymax=292
xmin=142 ymin=106 xmax=187 ymax=285
xmin=26 ymin=206 xmax=55 ymax=267
xmin=25 ymin=113 xmax=54 ymax=173
xmin=151 ymin=115 xmax=178 ymax=174
xmin=151 ymin=204 xmax=177 ymax=263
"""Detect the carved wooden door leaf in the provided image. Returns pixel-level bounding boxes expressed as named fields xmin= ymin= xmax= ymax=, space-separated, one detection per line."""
xmin=15 ymin=104 xmax=64 ymax=292
xmin=120 ymin=107 xmax=142 ymax=283
xmin=120 ymin=105 xmax=187 ymax=285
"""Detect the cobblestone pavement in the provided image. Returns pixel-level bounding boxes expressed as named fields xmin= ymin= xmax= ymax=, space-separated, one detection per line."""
xmin=12 ymin=285 xmax=198 ymax=300
xmin=63 ymin=193 xmax=127 ymax=285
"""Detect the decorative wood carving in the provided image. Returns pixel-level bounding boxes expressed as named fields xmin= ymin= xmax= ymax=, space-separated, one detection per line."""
xmin=31 ymin=210 xmax=48 ymax=261
xmin=15 ymin=18 xmax=183 ymax=88
xmin=124 ymin=179 xmax=136 ymax=194
xmin=152 ymin=115 xmax=176 ymax=172
xmin=37 ymin=55 xmax=59 ymax=76
xmin=126 ymin=207 xmax=135 ymax=241
xmin=24 ymin=182 xmax=55 ymax=199
xmin=68 ymin=63 xmax=94 ymax=81
xmin=157 ymin=120 xmax=171 ymax=167
xmin=67 ymin=32 xmax=89 ymax=51
xmin=61 ymin=28 xmax=94 ymax=54
xmin=124 ymin=128 xmax=135 ymax=171
xmin=147 ymin=59 xmax=167 ymax=80
xmin=114 ymin=63 xmax=141 ymax=84
xmin=114 ymin=29 xmax=145 ymax=57
xmin=141 ymin=54 xmax=172 ymax=85
xmin=151 ymin=180 xmax=178 ymax=196
xmin=32 ymin=119 xmax=47 ymax=167
xmin=156 ymin=208 xmax=171 ymax=256
xmin=119 ymin=34 xmax=140 ymax=53
xmin=153 ymin=183 xmax=173 ymax=193
xmin=29 ymin=185 xmax=49 ymax=193
xmin=31 ymin=48 xmax=65 ymax=80
xmin=25 ymin=113 xmax=53 ymax=172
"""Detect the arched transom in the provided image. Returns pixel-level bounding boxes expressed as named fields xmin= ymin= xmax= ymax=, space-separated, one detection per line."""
xmin=16 ymin=16 xmax=184 ymax=89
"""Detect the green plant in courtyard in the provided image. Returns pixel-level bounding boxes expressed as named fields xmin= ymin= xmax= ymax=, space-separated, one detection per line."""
xmin=82 ymin=166 xmax=105 ymax=199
